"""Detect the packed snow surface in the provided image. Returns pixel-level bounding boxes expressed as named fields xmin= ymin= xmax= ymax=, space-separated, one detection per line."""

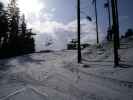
xmin=0 ymin=37 xmax=133 ymax=100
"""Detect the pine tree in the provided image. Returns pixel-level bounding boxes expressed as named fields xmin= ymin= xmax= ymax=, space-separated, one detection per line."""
xmin=125 ymin=29 xmax=133 ymax=38
xmin=0 ymin=2 xmax=9 ymax=58
xmin=19 ymin=14 xmax=35 ymax=54
xmin=0 ymin=2 xmax=35 ymax=58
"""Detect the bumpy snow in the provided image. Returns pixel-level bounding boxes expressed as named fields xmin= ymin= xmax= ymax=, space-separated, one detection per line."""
xmin=0 ymin=37 xmax=133 ymax=100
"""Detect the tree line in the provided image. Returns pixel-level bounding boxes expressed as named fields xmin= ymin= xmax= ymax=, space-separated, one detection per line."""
xmin=0 ymin=2 xmax=35 ymax=59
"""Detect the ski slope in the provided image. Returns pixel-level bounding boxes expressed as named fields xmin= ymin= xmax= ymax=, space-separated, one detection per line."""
xmin=0 ymin=37 xmax=133 ymax=100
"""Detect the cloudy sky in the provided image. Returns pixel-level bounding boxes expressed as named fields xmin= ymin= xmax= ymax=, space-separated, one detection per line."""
xmin=1 ymin=0 xmax=133 ymax=51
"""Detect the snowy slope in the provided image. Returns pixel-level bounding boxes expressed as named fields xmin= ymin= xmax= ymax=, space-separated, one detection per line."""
xmin=0 ymin=37 xmax=133 ymax=100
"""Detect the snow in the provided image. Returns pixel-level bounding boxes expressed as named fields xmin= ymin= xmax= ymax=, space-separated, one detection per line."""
xmin=0 ymin=38 xmax=133 ymax=100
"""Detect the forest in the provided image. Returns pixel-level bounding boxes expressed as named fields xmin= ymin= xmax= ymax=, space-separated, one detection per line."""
xmin=0 ymin=2 xmax=35 ymax=59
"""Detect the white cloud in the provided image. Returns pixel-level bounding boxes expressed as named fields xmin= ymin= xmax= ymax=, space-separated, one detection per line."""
xmin=33 ymin=18 xmax=100 ymax=51
xmin=20 ymin=1 xmax=99 ymax=51
xmin=0 ymin=0 xmax=8 ymax=4
xmin=17 ymin=0 xmax=44 ymax=18
xmin=51 ymin=8 xmax=56 ymax=12
xmin=65 ymin=19 xmax=96 ymax=34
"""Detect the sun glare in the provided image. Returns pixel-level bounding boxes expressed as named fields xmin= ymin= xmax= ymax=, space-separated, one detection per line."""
xmin=17 ymin=0 xmax=44 ymax=17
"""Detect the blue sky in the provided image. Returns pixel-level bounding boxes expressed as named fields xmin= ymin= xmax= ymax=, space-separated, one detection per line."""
xmin=39 ymin=0 xmax=133 ymax=33
xmin=1 ymin=0 xmax=133 ymax=51
xmin=118 ymin=0 xmax=133 ymax=33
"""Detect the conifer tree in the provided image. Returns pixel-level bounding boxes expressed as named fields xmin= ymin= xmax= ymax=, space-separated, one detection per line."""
xmin=0 ymin=2 xmax=9 ymax=57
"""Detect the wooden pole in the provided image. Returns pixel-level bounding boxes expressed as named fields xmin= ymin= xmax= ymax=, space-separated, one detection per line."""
xmin=94 ymin=0 xmax=99 ymax=44
xmin=107 ymin=0 xmax=111 ymax=29
xmin=77 ymin=0 xmax=81 ymax=63
xmin=111 ymin=0 xmax=119 ymax=67
xmin=115 ymin=0 xmax=120 ymax=48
